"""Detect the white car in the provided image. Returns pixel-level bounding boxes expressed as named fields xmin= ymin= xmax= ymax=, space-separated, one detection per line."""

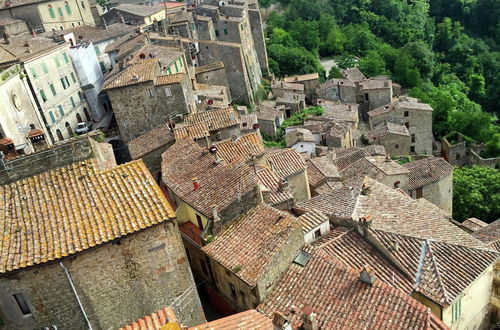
xmin=75 ymin=122 xmax=92 ymax=135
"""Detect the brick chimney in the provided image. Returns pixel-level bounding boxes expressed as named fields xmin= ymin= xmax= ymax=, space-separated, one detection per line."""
xmin=357 ymin=215 xmax=372 ymax=237
xmin=272 ymin=312 xmax=291 ymax=329
xmin=192 ymin=177 xmax=200 ymax=191
xmin=359 ymin=265 xmax=377 ymax=285
xmin=301 ymin=306 xmax=318 ymax=330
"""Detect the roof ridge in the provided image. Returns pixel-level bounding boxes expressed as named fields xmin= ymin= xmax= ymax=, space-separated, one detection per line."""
xmin=426 ymin=240 xmax=453 ymax=304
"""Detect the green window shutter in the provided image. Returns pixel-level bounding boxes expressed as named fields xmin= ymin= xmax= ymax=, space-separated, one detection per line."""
xmin=65 ymin=76 xmax=70 ymax=86
xmin=179 ymin=58 xmax=183 ymax=68
xmin=78 ymin=91 xmax=83 ymax=101
xmin=174 ymin=61 xmax=178 ymax=72
xmin=39 ymin=89 xmax=47 ymax=102
xmin=215 ymin=29 xmax=219 ymax=37
xmin=50 ymin=84 xmax=57 ymax=96
xmin=41 ymin=62 xmax=48 ymax=74
xmin=48 ymin=7 xmax=55 ymax=18
xmin=70 ymin=96 xmax=76 ymax=108
xmin=49 ymin=111 xmax=56 ymax=123
xmin=94 ymin=46 xmax=100 ymax=55
xmin=167 ymin=67 xmax=172 ymax=75
xmin=54 ymin=57 xmax=61 ymax=68
xmin=30 ymin=68 xmax=38 ymax=79
xmin=99 ymin=61 xmax=105 ymax=72
xmin=224 ymin=28 xmax=228 ymax=35
xmin=65 ymin=3 xmax=71 ymax=14
xmin=63 ymin=53 xmax=69 ymax=63
xmin=70 ymin=72 xmax=76 ymax=83
xmin=58 ymin=7 xmax=63 ymax=17
xmin=58 ymin=105 xmax=64 ymax=116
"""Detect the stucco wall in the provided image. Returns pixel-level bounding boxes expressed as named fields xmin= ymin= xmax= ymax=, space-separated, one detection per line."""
xmin=377 ymin=133 xmax=411 ymax=157
xmin=37 ymin=0 xmax=95 ymax=31
xmin=316 ymin=83 xmax=357 ymax=103
xmin=0 ymin=221 xmax=205 ymax=329
xmin=303 ymin=221 xmax=330 ymax=244
xmin=409 ymin=172 xmax=453 ymax=215
xmin=287 ymin=170 xmax=311 ymax=203
xmin=290 ymin=141 xmax=315 ymax=156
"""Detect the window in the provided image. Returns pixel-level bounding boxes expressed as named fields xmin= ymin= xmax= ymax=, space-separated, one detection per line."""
xmin=174 ymin=61 xmax=178 ymax=72
xmin=41 ymin=62 xmax=48 ymax=74
xmin=94 ymin=46 xmax=100 ymax=55
xmin=78 ymin=91 xmax=84 ymax=101
xmin=179 ymin=58 xmax=183 ymax=68
xmin=404 ymin=111 xmax=409 ymax=117
xmin=30 ymin=67 xmax=38 ymax=79
xmin=416 ymin=188 xmax=423 ymax=199
xmin=146 ymin=89 xmax=154 ymax=98
xmin=70 ymin=96 xmax=76 ymax=108
xmin=167 ymin=67 xmax=172 ymax=75
xmin=215 ymin=29 xmax=219 ymax=37
xmin=81 ymin=0 xmax=85 ymax=9
xmin=49 ymin=111 xmax=56 ymax=123
xmin=411 ymin=134 xmax=416 ymax=143
xmin=224 ymin=27 xmax=228 ymax=35
xmin=314 ymin=229 xmax=321 ymax=239
xmin=410 ymin=146 xmax=415 ymax=153
xmin=195 ymin=214 xmax=204 ymax=230
xmin=54 ymin=56 xmax=61 ymax=68
xmin=395 ymin=144 xmax=399 ymax=149
xmin=99 ymin=61 xmax=105 ymax=72
xmin=63 ymin=53 xmax=69 ymax=63
xmin=58 ymin=105 xmax=65 ymax=116
xmin=229 ymin=283 xmax=236 ymax=298
xmin=60 ymin=76 xmax=70 ymax=89
xmin=405 ymin=122 xmax=409 ymax=129
xmin=65 ymin=1 xmax=71 ymax=14
xmin=48 ymin=5 xmax=55 ymax=18
xmin=50 ymin=83 xmax=57 ymax=96
xmin=70 ymin=72 xmax=76 ymax=83
xmin=191 ymin=22 xmax=195 ymax=30
xmin=452 ymin=299 xmax=461 ymax=322
xmin=456 ymin=154 xmax=461 ymax=160
xmin=364 ymin=93 xmax=369 ymax=101
xmin=57 ymin=7 xmax=63 ymax=17
xmin=39 ymin=89 xmax=47 ymax=102
xmin=164 ymin=87 xmax=172 ymax=97
xmin=13 ymin=293 xmax=31 ymax=316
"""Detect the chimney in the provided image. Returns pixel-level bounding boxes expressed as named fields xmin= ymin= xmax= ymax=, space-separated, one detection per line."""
xmin=272 ymin=312 xmax=290 ymax=329
xmin=301 ymin=306 xmax=318 ymax=330
xmin=3 ymin=32 xmax=10 ymax=44
xmin=357 ymin=215 xmax=372 ymax=237
xmin=361 ymin=182 xmax=371 ymax=196
xmin=103 ymin=18 xmax=108 ymax=30
xmin=359 ymin=265 xmax=377 ymax=285
xmin=211 ymin=206 xmax=222 ymax=236
xmin=209 ymin=145 xmax=221 ymax=163
xmin=192 ymin=177 xmax=200 ymax=191
xmin=385 ymin=155 xmax=391 ymax=162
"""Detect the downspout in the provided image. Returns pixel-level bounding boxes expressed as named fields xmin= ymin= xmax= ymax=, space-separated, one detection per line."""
xmin=60 ymin=261 xmax=93 ymax=330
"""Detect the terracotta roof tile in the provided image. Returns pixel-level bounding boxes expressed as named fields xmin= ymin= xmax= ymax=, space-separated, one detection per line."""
xmin=202 ymin=204 xmax=301 ymax=286
xmin=173 ymin=122 xmax=210 ymax=140
xmin=155 ymin=73 xmax=185 ymax=86
xmin=403 ymin=157 xmax=453 ymax=190
xmin=214 ymin=132 xmax=265 ymax=163
xmin=120 ymin=307 xmax=179 ymax=330
xmin=363 ymin=144 xmax=386 ymax=156
xmin=0 ymin=45 xmax=18 ymax=64
xmin=0 ymin=160 xmax=175 ymax=273
xmin=294 ymin=186 xmax=360 ymax=219
xmin=104 ymin=59 xmax=159 ymax=90
xmin=195 ymin=61 xmax=225 ymax=74
xmin=189 ymin=309 xmax=272 ymax=329
xmin=313 ymin=181 xmax=343 ymax=195
xmin=339 ymin=158 xmax=386 ymax=187
xmin=127 ymin=123 xmax=175 ymax=159
xmin=185 ymin=108 xmax=239 ymax=131
xmin=255 ymin=167 xmax=293 ymax=206
xmin=161 ymin=139 xmax=258 ymax=218
xmin=370 ymin=120 xmax=410 ymax=137
xmin=265 ymin=149 xmax=306 ymax=178
xmin=258 ymin=245 xmax=448 ymax=329
xmin=283 ymin=73 xmax=319 ymax=83
xmin=369 ymin=99 xmax=433 ymax=117
xmin=297 ymin=210 xmax=329 ymax=234
xmin=460 ymin=218 xmax=488 ymax=232
xmin=316 ymin=99 xmax=358 ymax=124
xmin=342 ymin=68 xmax=366 ymax=81
xmin=333 ymin=147 xmax=370 ymax=171
xmin=473 ymin=219 xmax=500 ymax=250
xmin=63 ymin=24 xmax=135 ymax=44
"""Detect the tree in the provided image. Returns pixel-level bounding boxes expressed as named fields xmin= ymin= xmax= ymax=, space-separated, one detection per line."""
xmin=453 ymin=166 xmax=500 ymax=223
xmin=358 ymin=50 xmax=388 ymax=77
xmin=481 ymin=133 xmax=500 ymax=158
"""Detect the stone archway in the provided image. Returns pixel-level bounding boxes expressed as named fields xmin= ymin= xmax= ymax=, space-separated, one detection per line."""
xmin=56 ymin=129 xmax=63 ymax=141
xmin=76 ymin=113 xmax=83 ymax=123
xmin=83 ymin=107 xmax=90 ymax=121
xmin=65 ymin=122 xmax=73 ymax=137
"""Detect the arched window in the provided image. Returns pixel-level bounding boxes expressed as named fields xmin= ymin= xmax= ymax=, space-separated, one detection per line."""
xmin=48 ymin=5 xmax=55 ymax=18
xmin=76 ymin=113 xmax=82 ymax=123
xmin=65 ymin=122 xmax=73 ymax=136
xmin=80 ymin=0 xmax=85 ymax=9
xmin=56 ymin=129 xmax=63 ymax=141
xmin=65 ymin=1 xmax=71 ymax=14
xmin=83 ymin=107 xmax=90 ymax=121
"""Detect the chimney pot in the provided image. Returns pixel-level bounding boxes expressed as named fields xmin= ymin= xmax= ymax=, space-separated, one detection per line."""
xmin=192 ymin=177 xmax=200 ymax=191
xmin=301 ymin=306 xmax=318 ymax=330
xmin=359 ymin=265 xmax=377 ymax=285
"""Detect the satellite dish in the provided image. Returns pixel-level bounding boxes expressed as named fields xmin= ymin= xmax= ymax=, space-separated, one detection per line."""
xmin=209 ymin=145 xmax=217 ymax=154
xmin=252 ymin=123 xmax=259 ymax=130
xmin=191 ymin=55 xmax=196 ymax=60
xmin=78 ymin=35 xmax=83 ymax=40
xmin=139 ymin=53 xmax=146 ymax=59
xmin=208 ymin=99 xmax=213 ymax=105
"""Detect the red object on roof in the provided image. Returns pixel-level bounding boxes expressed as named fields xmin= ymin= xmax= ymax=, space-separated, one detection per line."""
xmin=0 ymin=138 xmax=13 ymax=145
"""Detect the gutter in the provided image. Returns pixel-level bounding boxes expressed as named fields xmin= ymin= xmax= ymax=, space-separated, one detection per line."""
xmin=60 ymin=261 xmax=93 ymax=330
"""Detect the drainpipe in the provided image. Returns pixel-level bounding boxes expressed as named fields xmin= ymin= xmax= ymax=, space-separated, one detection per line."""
xmin=60 ymin=261 xmax=93 ymax=330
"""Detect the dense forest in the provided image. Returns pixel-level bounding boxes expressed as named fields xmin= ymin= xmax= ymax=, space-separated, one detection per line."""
xmin=259 ymin=0 xmax=500 ymax=156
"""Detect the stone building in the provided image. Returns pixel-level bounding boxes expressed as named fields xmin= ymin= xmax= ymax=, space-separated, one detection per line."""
xmin=276 ymin=92 xmax=305 ymax=117
xmin=102 ymin=4 xmax=169 ymax=32
xmin=0 ymin=0 xmax=97 ymax=32
xmin=316 ymin=99 xmax=359 ymax=129
xmin=255 ymin=105 xmax=284 ymax=137
xmin=2 ymin=33 xmax=91 ymax=143
xmin=368 ymin=120 xmax=411 ymax=157
xmin=441 ymin=132 xmax=500 ymax=169
xmin=285 ymin=128 xmax=315 ymax=155
xmin=369 ymin=97 xmax=433 ymax=156
xmin=284 ymin=73 xmax=320 ymax=104
xmin=297 ymin=210 xmax=331 ymax=244
xmin=271 ymin=81 xmax=304 ymax=99
xmin=0 ymin=17 xmax=28 ymax=36
xmin=201 ymin=204 xmax=304 ymax=313
xmin=194 ymin=61 xmax=230 ymax=99
xmin=0 ymin=158 xmax=205 ymax=329
xmin=403 ymin=157 xmax=453 ymax=215
xmin=356 ymin=76 xmax=393 ymax=113
xmin=316 ymin=78 xmax=357 ymax=103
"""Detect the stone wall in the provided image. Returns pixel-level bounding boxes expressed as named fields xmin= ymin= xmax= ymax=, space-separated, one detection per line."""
xmin=0 ymin=221 xmax=205 ymax=329
xmin=409 ymin=172 xmax=453 ymax=215
xmin=316 ymin=83 xmax=357 ymax=104
xmin=287 ymin=170 xmax=311 ymax=203
xmin=362 ymin=87 xmax=393 ymax=111
xmin=195 ymin=67 xmax=231 ymax=99
xmin=247 ymin=8 xmax=268 ymax=73
xmin=378 ymin=133 xmax=411 ymax=157
xmin=0 ymin=5 xmax=43 ymax=30
xmin=218 ymin=185 xmax=262 ymax=224
xmin=139 ymin=142 xmax=175 ymax=180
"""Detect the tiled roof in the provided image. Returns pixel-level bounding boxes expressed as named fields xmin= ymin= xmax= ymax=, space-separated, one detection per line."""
xmin=371 ymin=120 xmax=409 ymax=137
xmin=203 ymin=204 xmax=300 ymax=286
xmin=460 ymin=217 xmax=488 ymax=232
xmin=120 ymin=307 xmax=179 ymax=330
xmin=363 ymin=144 xmax=387 ymax=156
xmin=112 ymin=4 xmax=165 ymax=17
xmin=366 ymin=156 xmax=409 ymax=175
xmin=403 ymin=157 xmax=453 ymax=190
xmin=189 ymin=309 xmax=273 ymax=329
xmin=0 ymin=17 xmax=22 ymax=25
xmin=313 ymin=181 xmax=344 ymax=195
xmin=258 ymin=246 xmax=448 ymax=329
xmin=185 ymin=108 xmax=240 ymax=131
xmin=342 ymin=67 xmax=366 ymax=81
xmin=0 ymin=45 xmax=18 ymax=64
xmin=272 ymin=81 xmax=304 ymax=92
xmin=155 ymin=73 xmax=185 ymax=86
xmin=63 ymin=24 xmax=135 ymax=44
xmin=333 ymin=147 xmax=370 ymax=171
xmin=285 ymin=128 xmax=315 ymax=147
xmin=265 ymin=149 xmax=306 ymax=178
xmin=353 ymin=177 xmax=486 ymax=248
xmin=1 ymin=34 xmax=64 ymax=61
xmin=173 ymin=122 xmax=210 ymax=140
xmin=357 ymin=78 xmax=391 ymax=90
xmin=308 ymin=157 xmax=340 ymax=180
xmin=294 ymin=186 xmax=360 ymax=219
xmin=305 ymin=159 xmax=325 ymax=188
xmin=370 ymin=228 xmax=499 ymax=306
xmin=317 ymin=78 xmax=356 ymax=95
xmin=127 ymin=123 xmax=174 ymax=159
xmin=308 ymin=229 xmax=414 ymax=293
xmin=473 ymin=219 xmax=500 ymax=251
xmin=339 ymin=157 xmax=386 ymax=187
xmin=298 ymin=210 xmax=329 ymax=233
xmin=214 ymin=132 xmax=265 ymax=163
xmin=161 ymin=138 xmax=258 ymax=218
xmin=369 ymin=99 xmax=433 ymax=117
xmin=130 ymin=44 xmax=183 ymax=68
xmin=283 ymin=73 xmax=319 ymax=83
xmin=255 ymin=106 xmax=282 ymax=121
xmin=0 ymin=160 xmax=175 ymax=273
xmin=104 ymin=60 xmax=159 ymax=90
xmin=195 ymin=61 xmax=225 ymax=74
xmin=255 ymin=167 xmax=293 ymax=206
xmin=317 ymin=99 xmax=358 ymax=123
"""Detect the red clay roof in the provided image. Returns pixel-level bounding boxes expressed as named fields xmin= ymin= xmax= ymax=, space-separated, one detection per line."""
xmin=265 ymin=149 xmax=306 ymax=178
xmin=189 ymin=309 xmax=272 ymax=329
xmin=403 ymin=157 xmax=453 ymax=190
xmin=119 ymin=307 xmax=179 ymax=330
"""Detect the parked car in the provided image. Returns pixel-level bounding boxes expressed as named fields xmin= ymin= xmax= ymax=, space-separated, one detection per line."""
xmin=75 ymin=122 xmax=93 ymax=135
